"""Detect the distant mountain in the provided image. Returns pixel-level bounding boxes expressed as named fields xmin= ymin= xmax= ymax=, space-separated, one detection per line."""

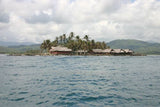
xmin=107 ymin=39 xmax=160 ymax=54
xmin=0 ymin=44 xmax=40 ymax=53
xmin=1 ymin=39 xmax=160 ymax=55
xmin=0 ymin=46 xmax=16 ymax=53
xmin=8 ymin=44 xmax=40 ymax=52
xmin=0 ymin=41 xmax=37 ymax=46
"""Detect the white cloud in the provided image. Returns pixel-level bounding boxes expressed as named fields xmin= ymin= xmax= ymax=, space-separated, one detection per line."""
xmin=0 ymin=0 xmax=160 ymax=43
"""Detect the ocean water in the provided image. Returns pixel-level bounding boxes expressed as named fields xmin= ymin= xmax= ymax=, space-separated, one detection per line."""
xmin=0 ymin=55 xmax=160 ymax=107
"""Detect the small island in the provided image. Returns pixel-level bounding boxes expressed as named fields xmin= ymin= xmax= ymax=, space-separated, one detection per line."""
xmin=8 ymin=32 xmax=143 ymax=56
xmin=40 ymin=32 xmax=136 ymax=56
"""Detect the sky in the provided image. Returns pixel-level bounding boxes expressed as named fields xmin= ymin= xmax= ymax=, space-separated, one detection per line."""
xmin=0 ymin=0 xmax=160 ymax=43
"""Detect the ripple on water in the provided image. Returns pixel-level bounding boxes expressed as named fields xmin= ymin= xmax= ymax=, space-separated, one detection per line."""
xmin=18 ymin=92 xmax=28 ymax=95
xmin=79 ymin=96 xmax=107 ymax=102
xmin=9 ymin=97 xmax=25 ymax=101
xmin=1 ymin=56 xmax=160 ymax=107
xmin=66 ymin=92 xmax=79 ymax=97
xmin=52 ymin=101 xmax=77 ymax=106
xmin=36 ymin=100 xmax=49 ymax=105
xmin=12 ymin=74 xmax=19 ymax=76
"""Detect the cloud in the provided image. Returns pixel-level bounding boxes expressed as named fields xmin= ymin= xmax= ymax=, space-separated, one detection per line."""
xmin=111 ymin=0 xmax=160 ymax=41
xmin=0 ymin=0 xmax=9 ymax=23
xmin=0 ymin=13 xmax=9 ymax=23
xmin=0 ymin=0 xmax=160 ymax=43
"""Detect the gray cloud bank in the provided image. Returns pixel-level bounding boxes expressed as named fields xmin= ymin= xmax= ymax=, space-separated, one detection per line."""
xmin=0 ymin=0 xmax=160 ymax=43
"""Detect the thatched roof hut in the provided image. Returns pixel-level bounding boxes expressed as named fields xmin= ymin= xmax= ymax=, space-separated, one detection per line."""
xmin=123 ymin=49 xmax=134 ymax=53
xmin=111 ymin=49 xmax=125 ymax=54
xmin=75 ymin=50 xmax=88 ymax=53
xmin=92 ymin=49 xmax=113 ymax=54
xmin=75 ymin=50 xmax=88 ymax=55
xmin=103 ymin=49 xmax=113 ymax=53
xmin=50 ymin=46 xmax=72 ymax=55
xmin=50 ymin=46 xmax=72 ymax=52
xmin=92 ymin=49 xmax=105 ymax=54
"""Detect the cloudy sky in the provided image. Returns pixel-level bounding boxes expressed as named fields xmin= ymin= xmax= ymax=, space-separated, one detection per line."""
xmin=0 ymin=0 xmax=160 ymax=43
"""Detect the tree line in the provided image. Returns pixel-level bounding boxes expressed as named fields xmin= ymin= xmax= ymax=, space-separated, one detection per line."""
xmin=40 ymin=32 xmax=110 ymax=53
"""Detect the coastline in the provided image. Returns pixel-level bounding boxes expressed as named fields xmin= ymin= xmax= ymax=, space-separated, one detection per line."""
xmin=7 ymin=53 xmax=146 ymax=56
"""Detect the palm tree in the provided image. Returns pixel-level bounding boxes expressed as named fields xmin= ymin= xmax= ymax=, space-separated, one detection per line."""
xmin=62 ymin=34 xmax=66 ymax=44
xmin=82 ymin=41 xmax=87 ymax=50
xmin=59 ymin=35 xmax=63 ymax=44
xmin=91 ymin=39 xmax=95 ymax=49
xmin=45 ymin=39 xmax=51 ymax=52
xmin=87 ymin=41 xmax=92 ymax=52
xmin=51 ymin=41 xmax=57 ymax=47
xmin=76 ymin=35 xmax=80 ymax=41
xmin=70 ymin=32 xmax=74 ymax=40
xmin=95 ymin=42 xmax=101 ymax=49
xmin=102 ymin=41 xmax=107 ymax=49
xmin=84 ymin=35 xmax=89 ymax=41
xmin=55 ymin=37 xmax=59 ymax=44
xmin=40 ymin=42 xmax=45 ymax=53
xmin=40 ymin=40 xmax=51 ymax=53
xmin=77 ymin=39 xmax=82 ymax=50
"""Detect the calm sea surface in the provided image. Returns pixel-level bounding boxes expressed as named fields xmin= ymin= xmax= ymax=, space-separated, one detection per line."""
xmin=0 ymin=55 xmax=160 ymax=107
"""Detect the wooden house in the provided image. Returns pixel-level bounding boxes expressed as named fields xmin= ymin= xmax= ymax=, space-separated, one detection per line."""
xmin=75 ymin=50 xmax=88 ymax=55
xmin=124 ymin=49 xmax=134 ymax=54
xmin=92 ymin=49 xmax=106 ymax=54
xmin=50 ymin=46 xmax=72 ymax=55
xmin=111 ymin=49 xmax=125 ymax=55
xmin=92 ymin=49 xmax=113 ymax=54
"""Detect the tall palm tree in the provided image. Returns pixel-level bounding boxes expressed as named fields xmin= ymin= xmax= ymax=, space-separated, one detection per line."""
xmin=59 ymin=35 xmax=63 ymax=44
xmin=40 ymin=42 xmax=45 ymax=53
xmin=102 ymin=41 xmax=107 ymax=49
xmin=55 ymin=37 xmax=59 ymax=44
xmin=76 ymin=35 xmax=80 ymax=41
xmin=84 ymin=35 xmax=89 ymax=41
xmin=45 ymin=39 xmax=51 ymax=52
xmin=63 ymin=34 xmax=66 ymax=44
xmin=40 ymin=40 xmax=51 ymax=53
xmin=91 ymin=39 xmax=95 ymax=49
xmin=70 ymin=32 xmax=74 ymax=40
xmin=95 ymin=42 xmax=101 ymax=49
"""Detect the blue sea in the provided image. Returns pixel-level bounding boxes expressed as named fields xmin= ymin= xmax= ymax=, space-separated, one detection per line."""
xmin=0 ymin=55 xmax=160 ymax=107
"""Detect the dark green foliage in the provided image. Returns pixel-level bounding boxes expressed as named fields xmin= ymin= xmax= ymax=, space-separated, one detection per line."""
xmin=40 ymin=32 xmax=109 ymax=53
xmin=24 ymin=50 xmax=41 ymax=56
xmin=40 ymin=40 xmax=51 ymax=52
xmin=0 ymin=46 xmax=16 ymax=53
xmin=0 ymin=44 xmax=40 ymax=54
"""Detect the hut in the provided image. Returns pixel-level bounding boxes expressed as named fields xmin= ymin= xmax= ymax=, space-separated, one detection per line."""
xmin=92 ymin=49 xmax=113 ymax=55
xmin=111 ymin=49 xmax=125 ymax=55
xmin=103 ymin=49 xmax=113 ymax=54
xmin=124 ymin=49 xmax=134 ymax=55
xmin=75 ymin=50 xmax=88 ymax=55
xmin=49 ymin=46 xmax=72 ymax=55
xmin=92 ymin=49 xmax=106 ymax=54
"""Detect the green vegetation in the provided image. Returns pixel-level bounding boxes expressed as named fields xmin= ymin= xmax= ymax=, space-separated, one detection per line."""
xmin=9 ymin=50 xmax=41 ymax=56
xmin=8 ymin=44 xmax=40 ymax=52
xmin=40 ymin=32 xmax=109 ymax=53
xmin=0 ymin=44 xmax=40 ymax=55
xmin=108 ymin=39 xmax=160 ymax=55
xmin=1 ymin=37 xmax=160 ymax=55
xmin=0 ymin=46 xmax=16 ymax=54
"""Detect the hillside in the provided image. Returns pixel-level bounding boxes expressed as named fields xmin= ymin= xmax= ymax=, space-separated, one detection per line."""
xmin=0 ymin=41 xmax=36 ymax=46
xmin=107 ymin=39 xmax=160 ymax=54
xmin=0 ymin=44 xmax=40 ymax=54
xmin=1 ymin=39 xmax=160 ymax=55
xmin=8 ymin=44 xmax=40 ymax=52
xmin=0 ymin=46 xmax=16 ymax=54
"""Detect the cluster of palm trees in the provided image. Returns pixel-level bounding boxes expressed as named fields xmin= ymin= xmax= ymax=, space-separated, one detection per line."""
xmin=40 ymin=32 xmax=109 ymax=53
